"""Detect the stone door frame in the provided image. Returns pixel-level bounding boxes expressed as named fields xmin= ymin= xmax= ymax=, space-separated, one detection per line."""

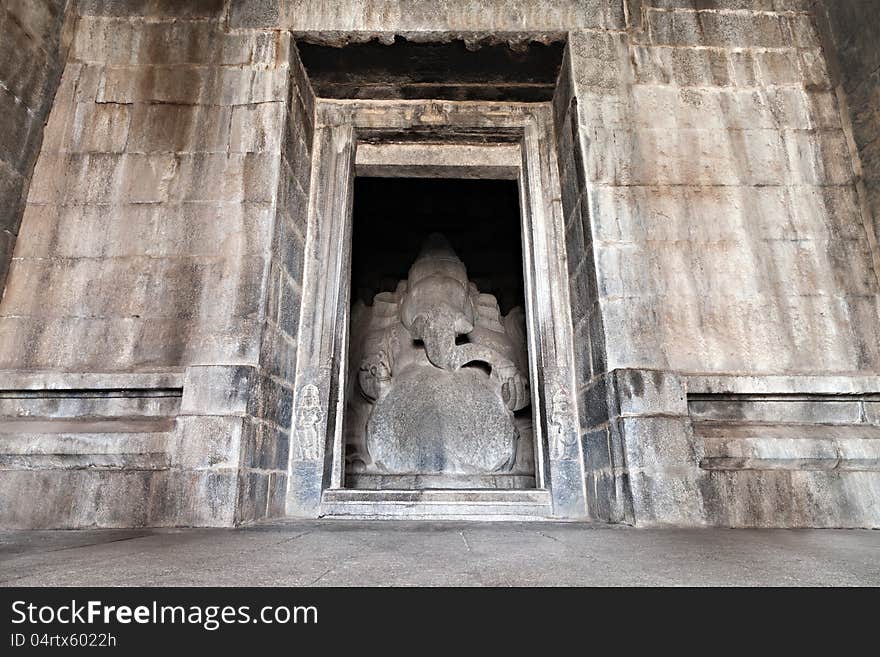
xmin=286 ymin=99 xmax=587 ymax=519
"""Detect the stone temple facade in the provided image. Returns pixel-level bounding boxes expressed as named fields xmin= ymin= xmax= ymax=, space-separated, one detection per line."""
xmin=1 ymin=0 xmax=879 ymax=528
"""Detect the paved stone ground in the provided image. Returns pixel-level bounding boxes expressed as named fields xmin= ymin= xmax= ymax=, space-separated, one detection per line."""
xmin=0 ymin=522 xmax=878 ymax=586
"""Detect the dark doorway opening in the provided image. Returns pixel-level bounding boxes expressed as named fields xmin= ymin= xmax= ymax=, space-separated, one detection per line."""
xmin=351 ymin=177 xmax=524 ymax=313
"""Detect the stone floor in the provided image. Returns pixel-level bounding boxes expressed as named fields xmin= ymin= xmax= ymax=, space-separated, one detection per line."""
xmin=1 ymin=521 xmax=878 ymax=586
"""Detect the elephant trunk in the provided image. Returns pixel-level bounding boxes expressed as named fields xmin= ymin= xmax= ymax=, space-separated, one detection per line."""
xmin=413 ymin=313 xmax=459 ymax=371
xmin=415 ymin=312 xmax=516 ymax=375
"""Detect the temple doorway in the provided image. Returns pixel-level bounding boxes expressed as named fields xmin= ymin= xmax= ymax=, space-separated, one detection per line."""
xmin=343 ymin=178 xmax=536 ymax=490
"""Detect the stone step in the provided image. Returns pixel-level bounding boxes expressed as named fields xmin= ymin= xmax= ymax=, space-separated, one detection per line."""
xmin=0 ymin=417 xmax=174 ymax=471
xmin=0 ymin=371 xmax=184 ymax=419
xmin=688 ymin=396 xmax=880 ymax=425
xmin=694 ymin=421 xmax=880 ymax=471
xmin=320 ymin=488 xmax=553 ymax=519
xmin=345 ymin=473 xmax=537 ymax=489
xmin=0 ymin=417 xmax=175 ymax=433
xmin=0 ymin=394 xmax=182 ymax=419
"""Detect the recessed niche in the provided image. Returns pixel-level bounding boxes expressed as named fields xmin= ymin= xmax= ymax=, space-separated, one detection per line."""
xmin=343 ymin=177 xmax=536 ymax=489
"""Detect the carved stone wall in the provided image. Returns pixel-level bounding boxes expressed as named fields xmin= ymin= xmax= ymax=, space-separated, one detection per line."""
xmin=820 ymin=0 xmax=880 ymax=318
xmin=0 ymin=0 xmax=878 ymax=528
xmin=578 ymin=1 xmax=880 ymax=376
xmin=0 ymin=0 xmax=73 ymax=297
xmin=0 ymin=1 xmax=288 ymax=370
xmin=238 ymin=44 xmax=315 ymax=522
xmin=558 ymin=1 xmax=880 ymax=526
xmin=0 ymin=1 xmax=301 ymax=528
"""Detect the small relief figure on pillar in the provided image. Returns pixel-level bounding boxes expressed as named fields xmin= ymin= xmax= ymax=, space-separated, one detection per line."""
xmin=293 ymin=383 xmax=323 ymax=461
xmin=550 ymin=387 xmax=576 ymax=460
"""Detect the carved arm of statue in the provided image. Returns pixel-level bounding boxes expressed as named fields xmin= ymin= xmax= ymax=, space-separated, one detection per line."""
xmin=358 ymin=330 xmax=395 ymax=402
xmin=495 ymin=362 xmax=529 ymax=412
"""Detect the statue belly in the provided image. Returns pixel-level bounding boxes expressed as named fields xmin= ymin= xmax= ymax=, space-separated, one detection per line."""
xmin=365 ymin=365 xmax=517 ymax=475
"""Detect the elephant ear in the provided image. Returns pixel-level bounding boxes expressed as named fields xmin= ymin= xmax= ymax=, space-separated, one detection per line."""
xmin=502 ymin=306 xmax=529 ymax=373
xmin=453 ymin=292 xmax=476 ymax=334
xmin=453 ymin=313 xmax=475 ymax=335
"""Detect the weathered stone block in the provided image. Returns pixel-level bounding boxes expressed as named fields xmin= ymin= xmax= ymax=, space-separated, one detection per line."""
xmin=229 ymin=0 xmax=280 ymax=28
xmin=257 ymin=374 xmax=295 ymax=428
xmin=865 ymin=402 xmax=880 ymax=426
xmin=98 ymin=65 xmax=288 ymax=106
xmin=616 ymin=416 xmax=699 ymax=471
xmin=77 ymin=0 xmax=225 ymax=19
xmin=0 ymin=469 xmax=159 ymax=529
xmin=0 ymin=94 xmax=41 ymax=174
xmin=66 ymin=101 xmax=132 ymax=152
xmin=237 ymin=470 xmax=270 ymax=522
xmin=0 ymin=161 xmax=26 ymax=234
xmin=287 ymin=460 xmax=322 ymax=516
xmin=0 ymin=312 xmax=260 ymax=371
xmin=4 ymin=0 xmax=64 ymax=45
xmin=569 ymin=30 xmax=631 ymax=92
xmin=127 ymin=103 xmax=231 ymax=153
xmin=645 ymin=0 xmax=814 ymax=11
xmin=613 ymin=369 xmax=687 ymax=417
xmin=571 ymin=315 xmax=593 ymax=382
xmin=1 ymin=253 xmax=266 ymax=323
xmin=756 ymin=50 xmax=802 ymax=86
xmin=568 ymin=260 xmax=592 ymax=324
xmin=783 ymin=129 xmax=854 ymax=184
xmin=700 ymin=470 xmax=880 ymax=527
xmin=647 ymin=9 xmax=798 ymax=48
xmin=598 ymin=297 xmax=671 ymax=371
xmin=14 ymin=202 xmax=274 ymax=259
xmin=283 ymin=0 xmax=625 ymax=33
xmin=582 ymin=126 xmax=792 ymax=186
xmin=278 ymin=280 xmax=302 ymax=339
xmin=788 ymin=14 xmax=821 ymax=48
xmin=267 ymin=472 xmax=287 ymax=516
xmin=581 ymin=425 xmax=612 ymax=472
xmin=800 ymin=49 xmax=831 ymax=90
xmin=284 ymin=175 xmax=310 ymax=239
xmin=627 ymin=469 xmax=706 ymax=527
xmin=70 ymin=16 xmax=135 ymax=66
xmin=577 ymin=371 xmax=606 ymax=429
xmin=0 ymin=229 xmax=14 ymax=290
xmin=0 ymin=14 xmax=60 ymax=111
xmin=230 ymin=102 xmax=285 ymax=153
xmin=72 ymin=64 xmax=103 ymax=104
xmin=170 ymin=153 xmax=280 ymax=203
xmin=289 ymin=78 xmax=315 ymax=141
xmin=591 ymin=183 xmax=866 ymax=246
xmin=688 ymin=47 xmax=738 ymax=85
xmin=181 ymin=365 xmax=258 ymax=417
xmin=587 ymin=310 xmax=607 ymax=377
xmin=691 ymin=398 xmax=864 ymax=425
xmin=171 ymin=469 xmax=239 ymax=527
xmin=547 ymin=458 xmax=588 ymax=520
xmin=175 ymin=415 xmax=244 ymax=470
xmin=259 ymin=326 xmax=297 ymax=382
xmin=583 ymin=470 xmax=616 ymax=521
xmin=283 ymin=129 xmax=313 ymax=196
xmin=73 ymin=17 xmax=283 ymax=67
xmin=29 ymin=152 xmax=179 ymax=204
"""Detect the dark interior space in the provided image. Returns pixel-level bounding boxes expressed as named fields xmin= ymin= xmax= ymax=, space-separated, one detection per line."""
xmin=296 ymin=37 xmax=565 ymax=101
xmin=351 ymin=178 xmax=524 ymax=314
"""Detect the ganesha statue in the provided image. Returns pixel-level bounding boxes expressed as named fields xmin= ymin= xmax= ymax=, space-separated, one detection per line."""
xmin=344 ymin=233 xmax=533 ymax=477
